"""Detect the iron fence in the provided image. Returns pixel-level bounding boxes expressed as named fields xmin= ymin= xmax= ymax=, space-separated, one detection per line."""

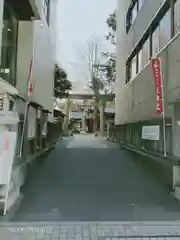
xmin=109 ymin=119 xmax=173 ymax=159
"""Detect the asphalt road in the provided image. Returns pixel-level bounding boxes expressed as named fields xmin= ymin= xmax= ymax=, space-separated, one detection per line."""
xmin=11 ymin=135 xmax=180 ymax=221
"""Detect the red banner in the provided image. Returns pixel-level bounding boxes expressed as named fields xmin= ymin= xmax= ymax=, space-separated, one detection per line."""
xmin=28 ymin=59 xmax=33 ymax=97
xmin=151 ymin=58 xmax=163 ymax=114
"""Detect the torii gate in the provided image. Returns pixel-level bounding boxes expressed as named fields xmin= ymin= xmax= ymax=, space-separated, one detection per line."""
xmin=63 ymin=83 xmax=115 ymax=136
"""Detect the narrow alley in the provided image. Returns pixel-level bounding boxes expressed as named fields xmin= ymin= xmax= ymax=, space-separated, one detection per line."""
xmin=11 ymin=135 xmax=180 ymax=222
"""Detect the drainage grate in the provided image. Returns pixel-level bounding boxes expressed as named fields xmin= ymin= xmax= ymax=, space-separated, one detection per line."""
xmin=101 ymin=235 xmax=180 ymax=239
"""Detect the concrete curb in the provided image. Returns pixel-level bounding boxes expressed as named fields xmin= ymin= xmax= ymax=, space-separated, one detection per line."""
xmin=108 ymin=138 xmax=175 ymax=167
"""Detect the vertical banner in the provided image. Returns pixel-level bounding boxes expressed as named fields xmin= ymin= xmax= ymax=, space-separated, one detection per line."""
xmin=151 ymin=58 xmax=163 ymax=114
xmin=28 ymin=59 xmax=33 ymax=97
xmin=151 ymin=57 xmax=167 ymax=156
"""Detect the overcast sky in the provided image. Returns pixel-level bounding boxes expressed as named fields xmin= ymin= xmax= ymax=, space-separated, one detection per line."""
xmin=56 ymin=0 xmax=116 ymax=83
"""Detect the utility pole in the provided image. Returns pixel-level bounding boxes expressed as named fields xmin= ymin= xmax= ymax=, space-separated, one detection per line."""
xmin=92 ymin=43 xmax=96 ymax=133
xmin=92 ymin=42 xmax=99 ymax=133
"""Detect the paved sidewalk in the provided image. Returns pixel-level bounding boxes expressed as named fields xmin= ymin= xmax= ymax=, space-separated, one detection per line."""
xmin=1 ymin=222 xmax=180 ymax=239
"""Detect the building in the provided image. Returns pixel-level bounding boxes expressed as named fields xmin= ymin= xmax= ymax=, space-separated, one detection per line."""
xmin=115 ymin=0 xmax=180 ymax=198
xmin=0 ymin=0 xmax=58 ymax=214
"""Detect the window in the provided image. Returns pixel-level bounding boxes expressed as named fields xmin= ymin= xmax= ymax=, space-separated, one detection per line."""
xmin=152 ymin=26 xmax=160 ymax=57
xmin=126 ymin=55 xmax=137 ymax=84
xmin=132 ymin=55 xmax=137 ymax=78
xmin=152 ymin=9 xmax=171 ymax=57
xmin=126 ymin=2 xmax=138 ymax=33
xmin=138 ymin=0 xmax=144 ymax=10
xmin=126 ymin=4 xmax=172 ymax=81
xmin=0 ymin=3 xmax=18 ymax=86
xmin=126 ymin=62 xmax=132 ymax=83
xmin=131 ymin=3 xmax=137 ymax=24
xmin=138 ymin=48 xmax=143 ymax=72
xmin=126 ymin=15 xmax=131 ymax=33
xmin=159 ymin=9 xmax=171 ymax=49
xmin=44 ymin=0 xmax=50 ymax=24
xmin=142 ymin=37 xmax=150 ymax=67
xmin=174 ymin=0 xmax=180 ymax=35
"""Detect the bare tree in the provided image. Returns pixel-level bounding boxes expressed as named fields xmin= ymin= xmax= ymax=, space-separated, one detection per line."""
xmin=78 ymin=38 xmax=102 ymax=132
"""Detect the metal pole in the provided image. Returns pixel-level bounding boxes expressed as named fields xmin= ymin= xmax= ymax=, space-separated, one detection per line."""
xmin=159 ymin=57 xmax=167 ymax=157
xmin=92 ymin=42 xmax=98 ymax=133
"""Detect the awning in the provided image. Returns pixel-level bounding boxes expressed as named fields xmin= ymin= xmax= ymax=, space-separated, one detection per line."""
xmin=30 ymin=100 xmax=43 ymax=109
xmin=54 ymin=109 xmax=65 ymax=118
xmin=54 ymin=106 xmax=65 ymax=114
xmin=43 ymin=109 xmax=52 ymax=114
xmin=0 ymin=78 xmax=18 ymax=95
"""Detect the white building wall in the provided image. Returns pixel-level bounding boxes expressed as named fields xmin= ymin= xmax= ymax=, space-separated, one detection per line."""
xmin=32 ymin=0 xmax=57 ymax=112
xmin=16 ymin=0 xmax=57 ymax=112
xmin=16 ymin=22 xmax=33 ymax=98
xmin=115 ymin=0 xmax=131 ymax=125
xmin=30 ymin=20 xmax=54 ymax=111
xmin=27 ymin=106 xmax=36 ymax=139
xmin=0 ymin=0 xmax=4 ymax=63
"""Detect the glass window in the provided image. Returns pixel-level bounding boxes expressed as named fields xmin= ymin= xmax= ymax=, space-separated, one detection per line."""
xmin=132 ymin=3 xmax=137 ymax=24
xmin=0 ymin=4 xmax=18 ymax=85
xmin=152 ymin=26 xmax=160 ymax=57
xmin=126 ymin=14 xmax=131 ymax=33
xmin=44 ymin=0 xmax=50 ymax=24
xmin=138 ymin=0 xmax=144 ymax=10
xmin=127 ymin=62 xmax=132 ymax=82
xmin=142 ymin=37 xmax=150 ymax=67
xmin=174 ymin=0 xmax=180 ymax=35
xmin=159 ymin=9 xmax=171 ymax=49
xmin=132 ymin=55 xmax=137 ymax=78
xmin=138 ymin=48 xmax=143 ymax=72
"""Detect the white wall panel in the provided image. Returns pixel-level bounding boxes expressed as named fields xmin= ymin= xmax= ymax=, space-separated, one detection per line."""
xmin=27 ymin=106 xmax=36 ymax=139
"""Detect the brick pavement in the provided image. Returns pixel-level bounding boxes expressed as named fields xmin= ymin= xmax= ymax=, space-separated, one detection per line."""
xmin=1 ymin=222 xmax=180 ymax=239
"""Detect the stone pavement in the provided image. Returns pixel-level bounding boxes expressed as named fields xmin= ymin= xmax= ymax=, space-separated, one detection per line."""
xmin=10 ymin=135 xmax=180 ymax=221
xmin=1 ymin=222 xmax=180 ymax=239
